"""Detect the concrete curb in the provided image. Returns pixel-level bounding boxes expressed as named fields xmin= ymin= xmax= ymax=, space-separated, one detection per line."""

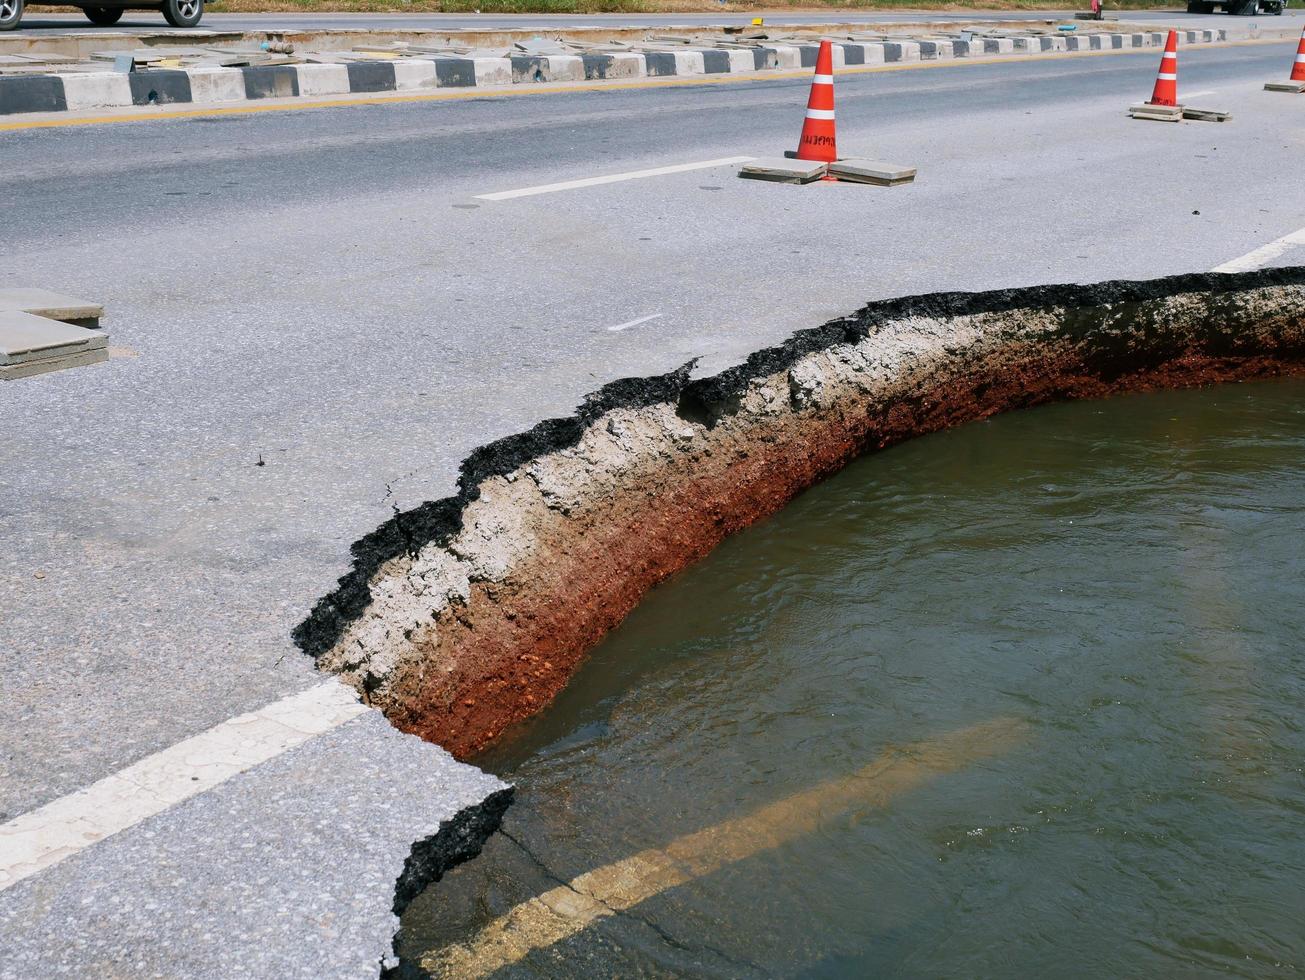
xmin=0 ymin=29 xmax=1228 ymax=117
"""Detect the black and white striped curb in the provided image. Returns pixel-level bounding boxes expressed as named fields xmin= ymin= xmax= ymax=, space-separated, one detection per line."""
xmin=0 ymin=29 xmax=1227 ymax=118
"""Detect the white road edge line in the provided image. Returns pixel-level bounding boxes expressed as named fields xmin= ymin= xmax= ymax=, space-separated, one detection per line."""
xmin=475 ymin=156 xmax=755 ymax=201
xmin=607 ymin=313 xmax=664 ymax=332
xmin=0 ymin=681 xmax=368 ymax=893
xmin=1182 ymin=89 xmax=1217 ymax=99
xmin=1212 ymin=226 xmax=1305 ymax=273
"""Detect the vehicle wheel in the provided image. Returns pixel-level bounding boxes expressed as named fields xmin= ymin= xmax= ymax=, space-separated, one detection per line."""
xmin=1239 ymin=0 xmax=1257 ymax=11
xmin=0 ymin=0 xmax=23 ymax=31
xmin=83 ymin=5 xmax=123 ymax=23
xmin=161 ymin=0 xmax=201 ymax=27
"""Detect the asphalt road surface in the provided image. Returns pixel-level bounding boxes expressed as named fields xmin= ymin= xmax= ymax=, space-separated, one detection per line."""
xmin=3 ymin=35 xmax=1305 ymax=977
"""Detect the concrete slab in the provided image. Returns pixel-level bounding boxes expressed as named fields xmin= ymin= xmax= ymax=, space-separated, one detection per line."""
xmin=1128 ymin=102 xmax=1183 ymax=121
xmin=0 ymin=287 xmax=103 ymax=326
xmin=0 ymin=310 xmax=106 ymax=365
xmin=0 ymin=347 xmax=108 ymax=381
xmin=1264 ymin=80 xmax=1305 ymax=93
xmin=828 ymin=157 xmax=917 ymax=186
xmin=1182 ymin=106 xmax=1232 ymax=121
xmin=738 ymin=157 xmax=827 ymax=184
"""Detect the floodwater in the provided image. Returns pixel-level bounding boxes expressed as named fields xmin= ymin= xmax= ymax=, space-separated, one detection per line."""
xmin=403 ymin=378 xmax=1305 ymax=979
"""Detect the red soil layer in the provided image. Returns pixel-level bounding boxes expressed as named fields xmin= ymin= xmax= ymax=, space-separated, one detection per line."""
xmin=378 ymin=346 xmax=1305 ymax=760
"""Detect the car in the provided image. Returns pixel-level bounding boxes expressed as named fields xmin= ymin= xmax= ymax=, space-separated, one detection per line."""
xmin=0 ymin=0 xmax=203 ymax=31
xmin=1186 ymin=0 xmax=1286 ymax=12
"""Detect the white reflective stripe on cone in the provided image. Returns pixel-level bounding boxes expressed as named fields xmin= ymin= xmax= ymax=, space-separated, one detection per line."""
xmin=812 ymin=74 xmax=834 ymax=84
xmin=805 ymin=108 xmax=836 ymax=119
xmin=1157 ymin=73 xmax=1177 ymax=80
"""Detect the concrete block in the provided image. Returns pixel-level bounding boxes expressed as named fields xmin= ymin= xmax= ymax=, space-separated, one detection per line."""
xmin=1264 ymin=80 xmax=1305 ymax=93
xmin=393 ymin=59 xmax=438 ymax=90
xmin=185 ymin=67 xmax=245 ymax=104
xmin=828 ymin=158 xmax=917 ymax=186
xmin=700 ymin=49 xmax=730 ymax=74
xmin=0 ymin=310 xmax=107 ymax=366
xmin=295 ymin=63 xmax=349 ymax=97
xmin=768 ymin=45 xmax=803 ymax=69
xmin=919 ymin=40 xmax=954 ymax=60
xmin=510 ymin=54 xmax=582 ymax=83
xmin=128 ymin=70 xmax=191 ymax=106
xmin=1129 ymin=102 xmax=1183 ymax=121
xmin=853 ymin=43 xmax=887 ymax=65
xmin=0 ymin=75 xmax=67 ymax=116
xmin=1 ymin=347 xmax=109 ymax=381
xmin=726 ymin=49 xmax=754 ymax=73
xmin=242 ymin=65 xmax=299 ymax=100
xmin=1182 ymin=106 xmax=1231 ymax=121
xmin=738 ymin=158 xmax=826 ymax=184
xmin=581 ymin=52 xmax=644 ymax=80
xmin=0 ymin=288 xmax=103 ymax=326
xmin=472 ymin=57 xmax=512 ymax=87
xmin=671 ymin=51 xmax=705 ymax=75
xmin=885 ymin=41 xmax=922 ymax=62
xmin=346 ymin=61 xmax=397 ymax=93
xmin=58 ymin=72 xmax=131 ymax=111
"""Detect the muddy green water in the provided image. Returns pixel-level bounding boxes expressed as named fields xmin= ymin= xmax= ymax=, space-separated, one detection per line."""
xmin=404 ymin=378 xmax=1305 ymax=978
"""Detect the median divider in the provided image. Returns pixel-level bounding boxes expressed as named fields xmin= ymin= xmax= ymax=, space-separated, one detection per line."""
xmin=0 ymin=26 xmax=1229 ymax=119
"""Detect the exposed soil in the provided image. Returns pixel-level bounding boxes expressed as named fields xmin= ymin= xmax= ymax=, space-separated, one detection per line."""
xmin=297 ymin=268 xmax=1305 ymax=761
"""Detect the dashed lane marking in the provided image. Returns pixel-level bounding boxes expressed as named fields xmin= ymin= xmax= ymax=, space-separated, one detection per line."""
xmin=475 ymin=158 xmax=753 ymax=201
xmin=0 ymin=681 xmax=368 ymax=893
xmin=607 ymin=313 xmax=664 ymax=332
xmin=421 ymin=716 xmax=1028 ymax=979
xmin=1212 ymin=225 xmax=1305 ymax=273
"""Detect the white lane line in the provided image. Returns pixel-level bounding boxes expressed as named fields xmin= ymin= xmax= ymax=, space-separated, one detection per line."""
xmin=1212 ymin=225 xmax=1305 ymax=273
xmin=0 ymin=681 xmax=367 ymax=893
xmin=607 ymin=313 xmax=664 ymax=333
xmin=475 ymin=156 xmax=754 ymax=201
xmin=1183 ymin=89 xmax=1216 ymax=98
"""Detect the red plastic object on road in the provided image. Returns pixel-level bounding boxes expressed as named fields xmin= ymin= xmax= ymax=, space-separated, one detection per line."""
xmin=1291 ymin=26 xmax=1305 ymax=83
xmin=1148 ymin=30 xmax=1180 ymax=107
xmin=796 ymin=40 xmax=838 ymax=163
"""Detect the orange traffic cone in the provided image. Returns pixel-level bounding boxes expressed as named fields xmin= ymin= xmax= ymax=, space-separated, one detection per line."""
xmin=795 ymin=40 xmax=837 ymax=163
xmin=1291 ymin=26 xmax=1305 ymax=83
xmin=1149 ymin=30 xmax=1179 ymax=107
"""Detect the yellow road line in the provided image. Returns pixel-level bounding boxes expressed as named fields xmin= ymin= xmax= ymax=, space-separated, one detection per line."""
xmin=0 ymin=37 xmax=1287 ymax=133
xmin=421 ymin=716 xmax=1028 ymax=979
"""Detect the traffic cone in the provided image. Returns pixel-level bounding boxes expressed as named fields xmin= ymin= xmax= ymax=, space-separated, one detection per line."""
xmin=795 ymin=40 xmax=837 ymax=163
xmin=1149 ymin=30 xmax=1179 ymax=107
xmin=1264 ymin=25 xmax=1305 ymax=91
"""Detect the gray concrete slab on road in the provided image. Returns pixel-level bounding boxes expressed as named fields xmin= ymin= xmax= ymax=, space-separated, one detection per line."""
xmin=3 ymin=38 xmax=1305 ymax=976
xmin=0 ymin=286 xmax=104 ymax=324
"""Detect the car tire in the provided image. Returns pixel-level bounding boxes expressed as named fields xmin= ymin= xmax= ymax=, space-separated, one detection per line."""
xmin=0 ymin=0 xmax=23 ymax=32
xmin=84 ymin=5 xmax=123 ymax=23
xmin=161 ymin=0 xmax=201 ymax=27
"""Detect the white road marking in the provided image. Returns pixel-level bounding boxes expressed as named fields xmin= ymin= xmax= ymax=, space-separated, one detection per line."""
xmin=0 ymin=681 xmax=367 ymax=893
xmin=475 ymin=156 xmax=754 ymax=201
xmin=607 ymin=313 xmax=664 ymax=333
xmin=1212 ymin=225 xmax=1305 ymax=273
xmin=1182 ymin=89 xmax=1216 ymax=98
